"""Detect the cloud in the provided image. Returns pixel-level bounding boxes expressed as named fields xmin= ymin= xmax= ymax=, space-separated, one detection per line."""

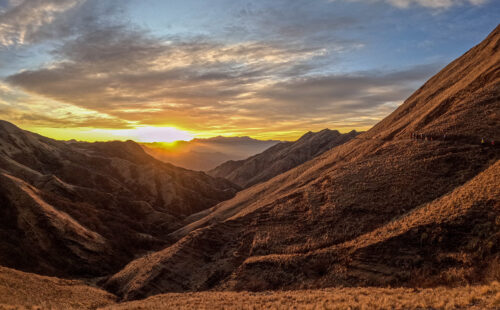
xmin=0 ymin=0 xmax=83 ymax=46
xmin=332 ymin=0 xmax=489 ymax=9
xmin=0 ymin=81 xmax=130 ymax=129
xmin=5 ymin=20 xmax=440 ymax=135
xmin=387 ymin=0 xmax=487 ymax=8
xmin=258 ymin=64 xmax=439 ymax=116
xmin=0 ymin=0 xmax=458 ymax=138
xmin=227 ymin=1 xmax=360 ymax=42
xmin=0 ymin=0 xmax=125 ymax=46
xmin=5 ymin=25 xmax=334 ymax=128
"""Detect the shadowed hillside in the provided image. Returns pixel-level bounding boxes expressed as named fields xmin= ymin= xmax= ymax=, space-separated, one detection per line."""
xmin=0 ymin=121 xmax=239 ymax=277
xmin=104 ymin=24 xmax=500 ymax=300
xmin=209 ymin=129 xmax=359 ymax=188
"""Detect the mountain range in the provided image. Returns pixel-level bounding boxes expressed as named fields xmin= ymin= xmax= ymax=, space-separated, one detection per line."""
xmin=104 ymin=24 xmax=499 ymax=300
xmin=209 ymin=129 xmax=359 ymax=188
xmin=141 ymin=136 xmax=280 ymax=171
xmin=0 ymin=122 xmax=238 ymax=277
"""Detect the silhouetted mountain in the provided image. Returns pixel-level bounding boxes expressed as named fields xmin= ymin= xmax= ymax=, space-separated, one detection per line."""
xmin=141 ymin=137 xmax=280 ymax=171
xmin=105 ymin=25 xmax=500 ymax=300
xmin=0 ymin=121 xmax=239 ymax=277
xmin=209 ymin=129 xmax=359 ymax=188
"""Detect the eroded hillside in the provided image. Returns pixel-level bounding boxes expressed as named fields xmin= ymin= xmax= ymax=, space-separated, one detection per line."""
xmin=0 ymin=121 xmax=239 ymax=277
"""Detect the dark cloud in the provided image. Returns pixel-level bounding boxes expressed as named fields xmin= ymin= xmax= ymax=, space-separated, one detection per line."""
xmin=260 ymin=63 xmax=441 ymax=114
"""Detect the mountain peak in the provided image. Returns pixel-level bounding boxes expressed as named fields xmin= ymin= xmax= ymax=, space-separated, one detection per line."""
xmin=368 ymin=24 xmax=499 ymax=142
xmin=0 ymin=120 xmax=22 ymax=133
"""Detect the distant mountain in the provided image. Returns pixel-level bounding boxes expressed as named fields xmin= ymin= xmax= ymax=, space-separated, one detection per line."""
xmin=141 ymin=136 xmax=280 ymax=171
xmin=208 ymin=129 xmax=359 ymax=188
xmin=0 ymin=120 xmax=239 ymax=277
xmin=105 ymin=25 xmax=500 ymax=300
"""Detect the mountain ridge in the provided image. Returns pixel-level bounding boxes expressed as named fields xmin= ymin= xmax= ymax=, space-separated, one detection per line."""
xmin=0 ymin=120 xmax=239 ymax=277
xmin=208 ymin=129 xmax=359 ymax=188
xmin=141 ymin=136 xmax=280 ymax=171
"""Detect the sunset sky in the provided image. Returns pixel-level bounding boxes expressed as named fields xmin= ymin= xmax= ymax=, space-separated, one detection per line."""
xmin=0 ymin=0 xmax=498 ymax=142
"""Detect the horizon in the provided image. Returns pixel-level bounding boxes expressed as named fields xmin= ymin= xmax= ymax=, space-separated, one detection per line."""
xmin=11 ymin=119 xmax=357 ymax=143
xmin=0 ymin=5 xmax=498 ymax=308
xmin=0 ymin=1 xmax=498 ymax=142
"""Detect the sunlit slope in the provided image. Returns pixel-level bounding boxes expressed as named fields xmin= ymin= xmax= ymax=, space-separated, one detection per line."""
xmin=225 ymin=159 xmax=499 ymax=290
xmin=103 ymin=283 xmax=500 ymax=310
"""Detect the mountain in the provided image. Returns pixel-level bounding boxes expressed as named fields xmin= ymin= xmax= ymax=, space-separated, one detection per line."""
xmin=208 ymin=129 xmax=359 ymax=188
xmin=141 ymin=136 xmax=280 ymax=171
xmin=0 ymin=121 xmax=239 ymax=278
xmin=104 ymin=25 xmax=500 ymax=300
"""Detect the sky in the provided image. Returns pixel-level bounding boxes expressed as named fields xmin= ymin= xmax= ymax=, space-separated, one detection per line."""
xmin=0 ymin=0 xmax=498 ymax=142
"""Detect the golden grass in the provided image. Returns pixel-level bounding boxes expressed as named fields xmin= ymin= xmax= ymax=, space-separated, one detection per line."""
xmin=103 ymin=282 xmax=500 ymax=310
xmin=0 ymin=267 xmax=116 ymax=310
xmin=2 ymin=265 xmax=499 ymax=309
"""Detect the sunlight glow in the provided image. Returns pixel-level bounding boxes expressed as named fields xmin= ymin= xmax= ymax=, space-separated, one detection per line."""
xmin=29 ymin=126 xmax=194 ymax=143
xmin=108 ymin=126 xmax=194 ymax=143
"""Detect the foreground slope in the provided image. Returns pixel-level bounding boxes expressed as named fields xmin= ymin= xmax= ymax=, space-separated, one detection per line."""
xmin=225 ymin=159 xmax=499 ymax=290
xmin=2 ymin=266 xmax=499 ymax=310
xmin=0 ymin=266 xmax=115 ymax=310
xmin=103 ymin=283 xmax=500 ymax=310
xmin=209 ymin=129 xmax=359 ymax=188
xmin=105 ymin=24 xmax=499 ymax=300
xmin=0 ymin=121 xmax=239 ymax=277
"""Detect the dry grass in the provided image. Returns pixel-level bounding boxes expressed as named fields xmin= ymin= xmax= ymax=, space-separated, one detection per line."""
xmin=1 ymin=265 xmax=499 ymax=309
xmin=103 ymin=282 xmax=500 ymax=310
xmin=0 ymin=267 xmax=116 ymax=310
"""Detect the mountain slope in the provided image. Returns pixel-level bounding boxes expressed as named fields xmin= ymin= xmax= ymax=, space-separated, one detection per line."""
xmin=0 ymin=121 xmax=239 ymax=277
xmin=105 ymin=24 xmax=499 ymax=300
xmin=0 ymin=266 xmax=116 ymax=310
xmin=224 ymin=159 xmax=499 ymax=291
xmin=208 ymin=129 xmax=359 ymax=188
xmin=142 ymin=136 xmax=279 ymax=171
